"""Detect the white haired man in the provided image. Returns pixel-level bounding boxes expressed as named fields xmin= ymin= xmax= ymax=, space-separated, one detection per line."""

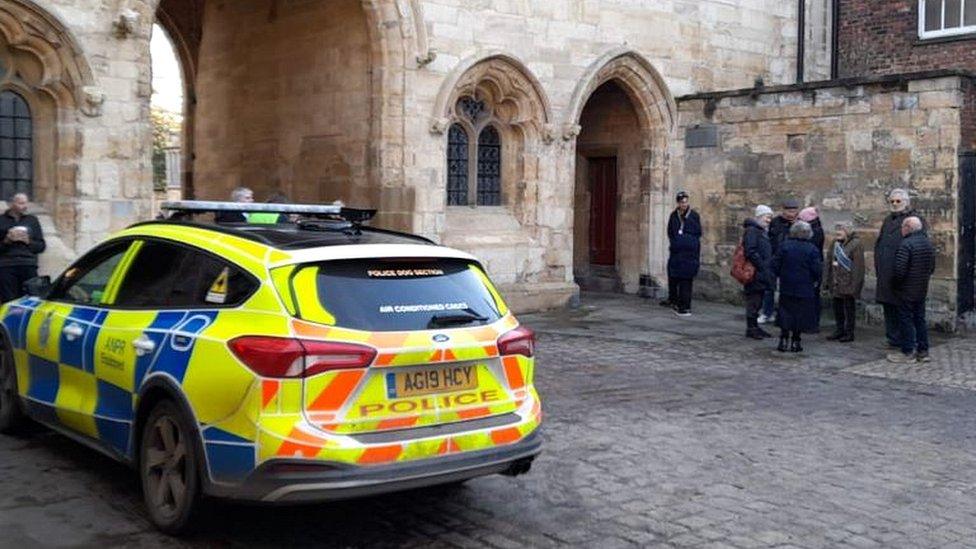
xmin=214 ymin=186 xmax=254 ymax=223
xmin=0 ymin=193 xmax=46 ymax=302
xmin=874 ymin=189 xmax=925 ymax=349
xmin=887 ymin=216 xmax=935 ymax=363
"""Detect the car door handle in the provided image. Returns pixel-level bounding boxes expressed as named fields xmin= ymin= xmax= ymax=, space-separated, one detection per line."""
xmin=62 ymin=322 xmax=85 ymax=341
xmin=132 ymin=335 xmax=156 ymax=357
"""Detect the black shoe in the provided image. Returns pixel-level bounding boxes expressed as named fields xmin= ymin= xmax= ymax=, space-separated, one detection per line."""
xmin=777 ymin=336 xmax=789 ymax=352
xmin=838 ymin=333 xmax=855 ymax=343
xmin=790 ymin=338 xmax=803 ymax=353
xmin=746 ymin=328 xmax=765 ymax=340
xmin=825 ymin=331 xmax=844 ymax=341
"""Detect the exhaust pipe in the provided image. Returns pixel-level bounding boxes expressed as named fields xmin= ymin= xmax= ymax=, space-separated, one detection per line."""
xmin=502 ymin=458 xmax=534 ymax=477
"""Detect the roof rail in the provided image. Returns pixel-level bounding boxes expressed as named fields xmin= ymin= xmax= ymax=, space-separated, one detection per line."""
xmin=160 ymin=201 xmax=376 ymax=223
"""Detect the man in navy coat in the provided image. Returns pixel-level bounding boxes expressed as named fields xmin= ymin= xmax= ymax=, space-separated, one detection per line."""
xmin=660 ymin=190 xmax=702 ymax=316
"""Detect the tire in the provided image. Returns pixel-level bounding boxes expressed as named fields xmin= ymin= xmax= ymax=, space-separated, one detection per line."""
xmin=0 ymin=340 xmax=27 ymax=434
xmin=140 ymin=400 xmax=201 ymax=535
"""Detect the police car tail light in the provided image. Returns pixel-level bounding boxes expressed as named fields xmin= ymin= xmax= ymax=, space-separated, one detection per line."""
xmin=229 ymin=336 xmax=376 ymax=378
xmin=497 ymin=326 xmax=535 ymax=358
xmin=300 ymin=340 xmax=376 ymax=377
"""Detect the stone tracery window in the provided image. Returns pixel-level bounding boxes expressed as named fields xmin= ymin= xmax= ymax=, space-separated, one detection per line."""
xmin=0 ymin=90 xmax=32 ymax=200
xmin=445 ymin=96 xmax=502 ymax=207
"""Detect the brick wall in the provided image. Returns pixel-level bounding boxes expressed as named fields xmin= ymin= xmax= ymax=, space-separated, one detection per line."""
xmin=838 ymin=0 xmax=976 ymax=77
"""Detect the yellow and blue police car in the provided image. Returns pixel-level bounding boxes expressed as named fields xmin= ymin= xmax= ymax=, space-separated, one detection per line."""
xmin=0 ymin=202 xmax=542 ymax=533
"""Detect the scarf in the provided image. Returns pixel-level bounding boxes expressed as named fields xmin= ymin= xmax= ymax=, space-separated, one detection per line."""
xmin=834 ymin=240 xmax=853 ymax=272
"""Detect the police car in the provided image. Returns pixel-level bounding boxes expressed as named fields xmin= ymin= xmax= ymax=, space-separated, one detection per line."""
xmin=0 ymin=202 xmax=541 ymax=533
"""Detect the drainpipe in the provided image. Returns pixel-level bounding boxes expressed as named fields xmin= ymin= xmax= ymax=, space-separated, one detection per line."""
xmin=797 ymin=0 xmax=806 ymax=83
xmin=830 ymin=0 xmax=840 ymax=79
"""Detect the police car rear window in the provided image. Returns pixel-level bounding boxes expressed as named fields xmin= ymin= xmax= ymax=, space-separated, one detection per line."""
xmin=296 ymin=258 xmax=503 ymax=331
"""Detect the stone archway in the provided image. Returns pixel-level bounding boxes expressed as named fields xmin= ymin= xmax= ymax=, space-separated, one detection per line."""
xmin=567 ymin=49 xmax=676 ymax=295
xmin=0 ymin=0 xmax=101 ymax=270
xmin=145 ymin=0 xmax=419 ymax=229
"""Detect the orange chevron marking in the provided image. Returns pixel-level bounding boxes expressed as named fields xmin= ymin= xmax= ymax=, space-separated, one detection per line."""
xmin=292 ymin=319 xmax=331 ymax=339
xmin=376 ymin=416 xmax=420 ymax=430
xmin=262 ymin=380 xmax=280 ymax=409
xmin=358 ymin=445 xmax=402 ymax=464
xmin=437 ymin=438 xmax=460 ymax=455
xmin=483 ymin=345 xmax=499 ymax=358
xmin=490 ymin=427 xmax=521 ymax=446
xmin=457 ymin=406 xmax=491 ymax=420
xmin=443 ymin=348 xmax=457 ymax=362
xmin=375 ymin=353 xmax=397 ymax=366
xmin=276 ymin=427 xmax=327 ymax=458
xmin=309 ymin=370 xmax=365 ymax=411
xmin=502 ymin=356 xmax=524 ymax=389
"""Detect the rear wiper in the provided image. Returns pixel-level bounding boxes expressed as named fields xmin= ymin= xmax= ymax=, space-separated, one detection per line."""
xmin=428 ymin=312 xmax=488 ymax=328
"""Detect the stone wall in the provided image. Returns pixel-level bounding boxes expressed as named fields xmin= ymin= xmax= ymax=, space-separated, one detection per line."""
xmin=675 ymin=74 xmax=968 ymax=324
xmin=193 ymin=0 xmax=372 ymax=205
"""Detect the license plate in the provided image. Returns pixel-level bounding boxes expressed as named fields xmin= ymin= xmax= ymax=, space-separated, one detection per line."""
xmin=386 ymin=364 xmax=479 ymax=398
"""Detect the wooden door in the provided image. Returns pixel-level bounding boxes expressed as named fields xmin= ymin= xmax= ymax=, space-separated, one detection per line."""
xmin=588 ymin=157 xmax=617 ymax=266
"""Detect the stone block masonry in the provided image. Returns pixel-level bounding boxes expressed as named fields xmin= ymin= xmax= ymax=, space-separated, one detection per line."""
xmin=675 ymin=72 xmax=972 ymax=325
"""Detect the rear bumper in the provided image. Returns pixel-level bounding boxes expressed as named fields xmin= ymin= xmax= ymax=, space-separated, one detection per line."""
xmin=207 ymin=431 xmax=542 ymax=503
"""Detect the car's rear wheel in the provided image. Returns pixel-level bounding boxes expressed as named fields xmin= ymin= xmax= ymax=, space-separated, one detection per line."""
xmin=0 ymin=340 xmax=27 ymax=434
xmin=140 ymin=400 xmax=200 ymax=535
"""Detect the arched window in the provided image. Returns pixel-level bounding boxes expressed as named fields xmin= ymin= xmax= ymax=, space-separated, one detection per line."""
xmin=445 ymin=96 xmax=502 ymax=207
xmin=477 ymin=126 xmax=500 ymax=206
xmin=446 ymin=124 xmax=468 ymax=206
xmin=0 ymin=91 xmax=31 ymax=200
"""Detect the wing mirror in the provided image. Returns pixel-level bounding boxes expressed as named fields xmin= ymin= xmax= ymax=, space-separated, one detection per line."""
xmin=23 ymin=276 xmax=52 ymax=298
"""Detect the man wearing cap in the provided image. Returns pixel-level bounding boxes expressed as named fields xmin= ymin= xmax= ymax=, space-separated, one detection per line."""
xmin=660 ymin=191 xmax=702 ymax=316
xmin=761 ymin=198 xmax=800 ymax=323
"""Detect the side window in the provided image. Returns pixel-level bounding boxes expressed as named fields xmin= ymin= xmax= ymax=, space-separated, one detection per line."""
xmin=49 ymin=241 xmax=132 ymax=305
xmin=114 ymin=241 xmax=257 ymax=308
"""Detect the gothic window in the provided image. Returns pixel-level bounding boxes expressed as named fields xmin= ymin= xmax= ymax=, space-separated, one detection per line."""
xmin=919 ymin=0 xmax=976 ymax=38
xmin=447 ymin=124 xmax=468 ymax=206
xmin=477 ymin=126 xmax=501 ymax=206
xmin=0 ymin=91 xmax=32 ymax=200
xmin=446 ymin=96 xmax=503 ymax=207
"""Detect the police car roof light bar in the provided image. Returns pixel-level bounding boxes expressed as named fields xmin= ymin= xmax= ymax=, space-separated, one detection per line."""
xmin=160 ymin=201 xmax=377 ymax=223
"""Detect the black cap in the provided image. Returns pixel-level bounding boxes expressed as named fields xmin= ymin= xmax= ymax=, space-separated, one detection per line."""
xmin=676 ymin=191 xmax=689 ymax=201
xmin=782 ymin=198 xmax=800 ymax=209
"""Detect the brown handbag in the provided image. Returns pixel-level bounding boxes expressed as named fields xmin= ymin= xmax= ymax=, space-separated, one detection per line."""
xmin=730 ymin=240 xmax=756 ymax=285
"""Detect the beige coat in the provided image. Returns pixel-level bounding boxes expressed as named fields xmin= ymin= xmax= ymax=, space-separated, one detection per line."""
xmin=825 ymin=234 xmax=865 ymax=298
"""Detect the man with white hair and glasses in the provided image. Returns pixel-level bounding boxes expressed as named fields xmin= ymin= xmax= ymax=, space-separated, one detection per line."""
xmin=874 ymin=189 xmax=925 ymax=348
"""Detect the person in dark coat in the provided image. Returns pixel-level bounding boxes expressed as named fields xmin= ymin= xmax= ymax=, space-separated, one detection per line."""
xmin=824 ymin=221 xmax=865 ymax=342
xmin=0 ymin=193 xmax=46 ymax=303
xmin=214 ymin=186 xmax=253 ymax=223
xmin=875 ymin=189 xmax=926 ymax=348
xmin=660 ymin=191 xmax=702 ymax=316
xmin=887 ymin=216 xmax=936 ymax=364
xmin=798 ymin=206 xmax=825 ymax=333
xmin=743 ymin=205 xmax=774 ymax=339
xmin=772 ymin=221 xmax=823 ymax=352
xmin=761 ymin=198 xmax=800 ymax=323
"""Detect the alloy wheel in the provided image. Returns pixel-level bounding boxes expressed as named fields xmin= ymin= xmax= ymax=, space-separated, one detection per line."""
xmin=143 ymin=414 xmax=190 ymax=521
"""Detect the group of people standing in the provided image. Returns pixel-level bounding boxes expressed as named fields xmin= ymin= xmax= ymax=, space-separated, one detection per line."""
xmin=663 ymin=189 xmax=936 ymax=363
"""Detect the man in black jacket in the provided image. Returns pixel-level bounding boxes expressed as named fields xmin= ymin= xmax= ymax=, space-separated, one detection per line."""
xmin=659 ymin=191 xmax=702 ymax=316
xmin=875 ymin=189 xmax=926 ymax=348
xmin=0 ymin=193 xmax=46 ymax=302
xmin=887 ymin=216 xmax=935 ymax=364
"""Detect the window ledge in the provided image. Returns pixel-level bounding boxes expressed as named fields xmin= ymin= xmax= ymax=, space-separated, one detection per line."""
xmin=916 ymin=32 xmax=976 ymax=45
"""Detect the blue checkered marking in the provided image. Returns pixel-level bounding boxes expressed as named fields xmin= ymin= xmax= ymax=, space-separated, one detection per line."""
xmin=148 ymin=311 xmax=217 ymax=384
xmin=95 ymin=379 xmax=133 ymax=421
xmin=203 ymin=427 xmax=250 ymax=444
xmin=81 ymin=310 xmax=110 ymax=374
xmin=205 ymin=442 xmax=256 ymax=483
xmin=59 ymin=307 xmax=102 ymax=370
xmin=3 ymin=304 xmax=34 ymax=349
xmin=135 ymin=311 xmax=189 ymax=387
xmin=96 ymin=418 xmax=131 ymax=456
xmin=27 ymin=355 xmax=59 ymax=404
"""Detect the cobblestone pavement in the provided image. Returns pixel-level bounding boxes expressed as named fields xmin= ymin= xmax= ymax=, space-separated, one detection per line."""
xmin=3 ymin=293 xmax=976 ymax=548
